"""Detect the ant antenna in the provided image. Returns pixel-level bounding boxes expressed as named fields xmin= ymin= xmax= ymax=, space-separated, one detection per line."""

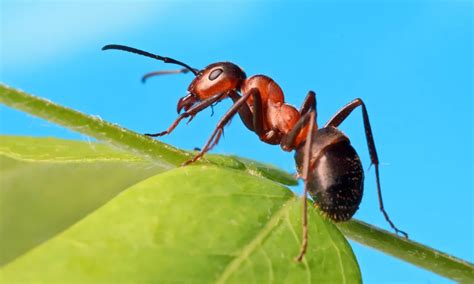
xmin=141 ymin=68 xmax=198 ymax=83
xmin=102 ymin=44 xmax=198 ymax=76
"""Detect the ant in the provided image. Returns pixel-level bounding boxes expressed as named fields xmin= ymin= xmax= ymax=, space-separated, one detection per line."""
xmin=102 ymin=44 xmax=408 ymax=261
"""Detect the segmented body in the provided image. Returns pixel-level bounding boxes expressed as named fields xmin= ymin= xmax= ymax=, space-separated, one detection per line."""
xmin=240 ymin=75 xmax=306 ymax=145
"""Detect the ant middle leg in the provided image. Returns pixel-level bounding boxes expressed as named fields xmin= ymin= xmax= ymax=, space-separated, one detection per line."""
xmin=295 ymin=110 xmax=317 ymax=262
xmin=299 ymin=91 xmax=317 ymax=115
xmin=280 ymin=91 xmax=317 ymax=151
xmin=325 ymin=98 xmax=408 ymax=238
xmin=145 ymin=92 xmax=225 ymax=137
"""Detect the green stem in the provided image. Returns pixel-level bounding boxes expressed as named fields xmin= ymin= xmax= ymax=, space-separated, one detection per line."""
xmin=1 ymin=83 xmax=472 ymax=282
xmin=0 ymin=84 xmax=190 ymax=167
xmin=338 ymin=220 xmax=474 ymax=283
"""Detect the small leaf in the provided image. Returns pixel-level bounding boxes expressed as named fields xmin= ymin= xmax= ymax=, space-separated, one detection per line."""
xmin=0 ymin=136 xmax=167 ymax=266
xmin=0 ymin=135 xmax=296 ymax=268
xmin=1 ymin=166 xmax=361 ymax=283
xmin=0 ymin=135 xmax=150 ymax=162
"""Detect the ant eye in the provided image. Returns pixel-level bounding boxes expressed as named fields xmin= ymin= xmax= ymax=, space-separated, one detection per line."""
xmin=209 ymin=68 xmax=223 ymax=80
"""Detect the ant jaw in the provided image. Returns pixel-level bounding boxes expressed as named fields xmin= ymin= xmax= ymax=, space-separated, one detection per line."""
xmin=177 ymin=93 xmax=199 ymax=113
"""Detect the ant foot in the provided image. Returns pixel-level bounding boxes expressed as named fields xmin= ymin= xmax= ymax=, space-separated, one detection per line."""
xmin=181 ymin=154 xmax=203 ymax=166
xmin=396 ymin=229 xmax=409 ymax=239
xmin=294 ymin=251 xmax=305 ymax=262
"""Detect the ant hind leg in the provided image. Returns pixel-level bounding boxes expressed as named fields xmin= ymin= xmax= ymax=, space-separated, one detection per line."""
xmin=325 ymin=98 xmax=408 ymax=238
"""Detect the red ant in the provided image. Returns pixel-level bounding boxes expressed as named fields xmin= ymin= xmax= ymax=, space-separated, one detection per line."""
xmin=102 ymin=44 xmax=408 ymax=261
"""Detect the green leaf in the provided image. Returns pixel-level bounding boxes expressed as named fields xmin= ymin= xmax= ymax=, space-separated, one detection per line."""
xmin=0 ymin=136 xmax=167 ymax=266
xmin=0 ymin=166 xmax=361 ymax=283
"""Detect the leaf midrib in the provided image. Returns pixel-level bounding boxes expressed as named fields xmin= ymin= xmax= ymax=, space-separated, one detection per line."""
xmin=215 ymin=197 xmax=298 ymax=284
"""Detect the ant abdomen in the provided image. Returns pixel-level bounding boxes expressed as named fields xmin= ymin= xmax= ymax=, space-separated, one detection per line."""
xmin=295 ymin=128 xmax=364 ymax=222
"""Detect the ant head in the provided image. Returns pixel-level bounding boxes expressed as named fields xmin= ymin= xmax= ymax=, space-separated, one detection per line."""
xmin=102 ymin=45 xmax=246 ymax=113
xmin=188 ymin=62 xmax=246 ymax=99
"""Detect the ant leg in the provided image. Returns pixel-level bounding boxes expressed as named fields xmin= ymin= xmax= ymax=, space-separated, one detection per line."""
xmin=182 ymin=91 xmax=255 ymax=166
xmin=280 ymin=112 xmax=312 ymax=150
xmin=299 ymin=91 xmax=317 ymax=115
xmin=227 ymin=92 xmax=252 ymax=131
xmin=325 ymin=99 xmax=408 ymax=238
xmin=295 ymin=110 xmax=316 ymax=262
xmin=281 ymin=91 xmax=317 ymax=151
xmin=250 ymin=89 xmax=264 ymax=135
xmin=227 ymin=89 xmax=263 ymax=135
xmin=217 ymin=88 xmax=263 ymax=145
xmin=145 ymin=93 xmax=225 ymax=137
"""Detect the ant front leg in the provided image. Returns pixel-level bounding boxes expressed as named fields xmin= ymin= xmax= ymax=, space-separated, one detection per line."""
xmin=145 ymin=93 xmax=225 ymax=137
xmin=325 ymin=98 xmax=408 ymax=238
xmin=182 ymin=90 xmax=257 ymax=166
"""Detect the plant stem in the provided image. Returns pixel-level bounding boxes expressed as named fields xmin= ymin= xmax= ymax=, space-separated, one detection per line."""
xmin=338 ymin=220 xmax=474 ymax=283
xmin=0 ymin=84 xmax=190 ymax=167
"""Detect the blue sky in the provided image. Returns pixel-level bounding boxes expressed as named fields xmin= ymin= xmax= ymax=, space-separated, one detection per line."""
xmin=1 ymin=0 xmax=472 ymax=282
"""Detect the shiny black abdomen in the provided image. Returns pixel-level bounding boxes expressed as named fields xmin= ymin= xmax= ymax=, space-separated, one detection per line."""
xmin=309 ymin=141 xmax=364 ymax=221
xmin=295 ymin=127 xmax=365 ymax=222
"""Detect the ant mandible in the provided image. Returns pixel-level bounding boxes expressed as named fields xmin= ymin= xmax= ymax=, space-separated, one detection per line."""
xmin=102 ymin=44 xmax=408 ymax=261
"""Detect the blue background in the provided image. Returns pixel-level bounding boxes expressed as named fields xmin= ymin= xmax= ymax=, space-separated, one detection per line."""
xmin=1 ymin=0 xmax=472 ymax=282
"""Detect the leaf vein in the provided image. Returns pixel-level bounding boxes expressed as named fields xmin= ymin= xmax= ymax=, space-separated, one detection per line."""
xmin=215 ymin=197 xmax=297 ymax=284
